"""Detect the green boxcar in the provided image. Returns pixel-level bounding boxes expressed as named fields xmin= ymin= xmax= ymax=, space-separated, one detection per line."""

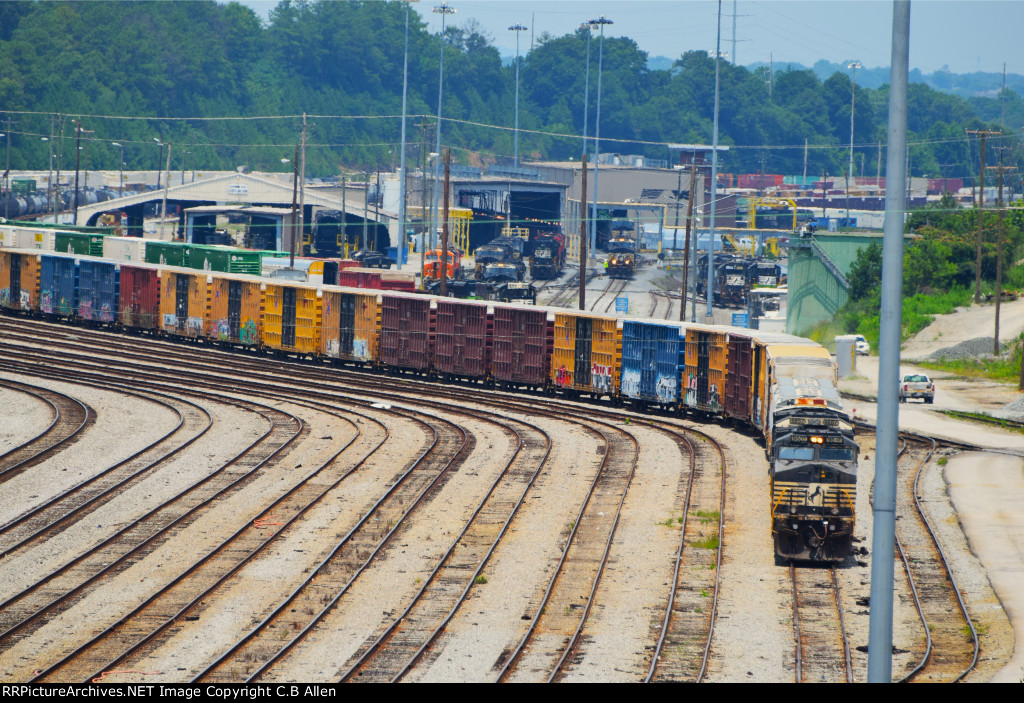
xmin=190 ymin=245 xmax=265 ymax=275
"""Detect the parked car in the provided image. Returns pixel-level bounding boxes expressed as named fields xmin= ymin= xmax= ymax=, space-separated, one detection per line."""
xmin=854 ymin=334 xmax=870 ymax=356
xmin=899 ymin=373 xmax=935 ymax=403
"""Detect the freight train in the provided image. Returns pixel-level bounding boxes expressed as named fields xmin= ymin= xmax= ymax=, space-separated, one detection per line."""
xmin=0 ymin=233 xmax=857 ymax=563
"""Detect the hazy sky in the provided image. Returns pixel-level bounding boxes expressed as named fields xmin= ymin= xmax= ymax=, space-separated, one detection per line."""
xmin=241 ymin=0 xmax=1022 ymax=75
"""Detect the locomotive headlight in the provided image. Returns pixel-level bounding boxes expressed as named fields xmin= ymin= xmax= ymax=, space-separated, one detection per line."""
xmin=810 ymin=436 xmax=824 ymax=444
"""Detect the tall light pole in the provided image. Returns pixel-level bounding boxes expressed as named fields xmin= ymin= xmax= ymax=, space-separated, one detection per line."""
xmin=706 ymin=2 xmax=723 ymax=318
xmin=399 ymin=0 xmax=411 ymax=269
xmin=847 ymin=60 xmax=861 ymax=226
xmin=431 ymin=1 xmax=456 ymax=252
xmin=580 ymin=22 xmax=593 ymax=159
xmin=509 ymin=22 xmax=527 ymax=169
xmin=848 ymin=60 xmax=861 ymax=182
xmin=153 ymin=137 xmax=164 ymax=189
xmin=588 ymin=15 xmax=612 ymax=261
xmin=111 ymin=142 xmax=124 ymax=195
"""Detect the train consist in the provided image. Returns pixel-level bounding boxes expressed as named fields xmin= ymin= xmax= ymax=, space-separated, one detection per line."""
xmin=0 ymin=232 xmax=856 ymax=563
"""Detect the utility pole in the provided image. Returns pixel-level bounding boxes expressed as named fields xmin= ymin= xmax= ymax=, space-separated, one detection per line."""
xmin=73 ymin=120 xmax=81 ymax=222
xmin=682 ymin=166 xmax=697 ymax=323
xmin=988 ymin=155 xmax=1016 ymax=356
xmin=160 ymin=143 xmax=172 ymax=238
xmin=441 ymin=148 xmax=451 ymax=298
xmin=967 ymin=129 xmax=1001 ymax=303
xmin=3 ymin=116 xmax=11 ymax=220
xmin=579 ymin=154 xmax=588 ymax=311
xmin=290 ymin=144 xmax=299 ymax=267
xmin=299 ymin=113 xmax=307 ymax=257
xmin=341 ymin=175 xmax=348 ymax=257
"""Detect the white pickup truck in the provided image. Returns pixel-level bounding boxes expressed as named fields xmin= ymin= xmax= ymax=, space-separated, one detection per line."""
xmin=899 ymin=373 xmax=935 ymax=403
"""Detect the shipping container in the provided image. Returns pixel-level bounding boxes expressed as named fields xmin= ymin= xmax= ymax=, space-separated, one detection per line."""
xmin=77 ymin=259 xmax=120 ymax=323
xmin=434 ymin=298 xmax=491 ymax=380
xmin=620 ymin=320 xmax=686 ymax=407
xmin=39 ymin=253 xmax=78 ymax=317
xmin=492 ymin=305 xmax=552 ymax=389
xmin=13 ymin=228 xmax=56 ymax=251
xmin=192 ymin=245 xmax=265 ymax=275
xmin=379 ymin=291 xmax=434 ymax=372
xmin=159 ymin=268 xmax=208 ymax=337
xmin=103 ymin=236 xmax=148 ymax=262
xmin=119 ymin=264 xmax=161 ymax=330
xmin=0 ymin=250 xmax=39 ymax=311
xmin=683 ymin=325 xmax=729 ymax=415
xmin=320 ymin=287 xmax=380 ymax=363
xmin=55 ymin=231 xmax=105 ymax=256
xmin=146 ymin=241 xmax=193 ymax=268
xmin=208 ymin=272 xmax=263 ymax=345
xmin=550 ymin=310 xmax=621 ymax=397
xmin=262 ymin=281 xmax=321 ymax=355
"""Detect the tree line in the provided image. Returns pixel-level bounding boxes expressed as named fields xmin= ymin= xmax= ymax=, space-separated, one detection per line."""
xmin=0 ymin=0 xmax=1021 ymax=182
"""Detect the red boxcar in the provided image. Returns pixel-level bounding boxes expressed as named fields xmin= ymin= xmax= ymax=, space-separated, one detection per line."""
xmin=492 ymin=305 xmax=553 ymax=390
xmin=379 ymin=292 xmax=434 ymax=372
xmin=725 ymin=332 xmax=754 ymax=422
xmin=434 ymin=299 xmax=491 ymax=381
xmin=119 ymin=264 xmax=161 ymax=331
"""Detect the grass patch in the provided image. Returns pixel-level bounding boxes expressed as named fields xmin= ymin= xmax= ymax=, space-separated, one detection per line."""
xmin=918 ymin=339 xmax=1023 ymax=383
xmin=938 ymin=409 xmax=1024 ymax=434
xmin=690 ymin=534 xmax=720 ymax=550
xmin=692 ymin=509 xmax=720 ymax=524
xmin=474 ymin=574 xmax=488 ymax=585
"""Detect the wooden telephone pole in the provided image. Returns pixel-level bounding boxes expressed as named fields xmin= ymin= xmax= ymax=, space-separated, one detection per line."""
xmin=966 ymin=129 xmax=1001 ymax=303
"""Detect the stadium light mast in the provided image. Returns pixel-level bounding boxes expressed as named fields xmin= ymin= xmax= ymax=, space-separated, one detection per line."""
xmin=509 ymin=22 xmax=528 ymax=168
xmin=588 ymin=15 xmax=612 ymax=263
xmin=431 ymin=1 xmax=456 ymax=252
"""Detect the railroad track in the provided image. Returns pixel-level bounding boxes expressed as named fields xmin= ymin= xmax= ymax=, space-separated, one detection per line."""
xmin=0 ymin=378 xmax=93 ymax=483
xmin=645 ymin=430 xmax=725 ymax=682
xmin=0 ymin=315 xmax=883 ymax=682
xmin=0 ymin=389 xmax=211 ymax=561
xmin=893 ymin=435 xmax=978 ymax=683
xmin=790 ymin=565 xmax=852 ymax=683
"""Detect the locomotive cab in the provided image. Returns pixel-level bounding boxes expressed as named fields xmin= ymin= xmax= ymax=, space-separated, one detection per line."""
xmin=770 ymin=410 xmax=858 ymax=562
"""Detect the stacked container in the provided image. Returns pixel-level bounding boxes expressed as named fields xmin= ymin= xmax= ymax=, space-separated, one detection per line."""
xmin=434 ymin=299 xmax=491 ymax=381
xmin=550 ymin=311 xmax=622 ymax=398
xmin=320 ymin=287 xmax=380 ymax=363
xmin=103 ymin=236 xmax=148 ymax=262
xmin=39 ymin=253 xmax=77 ymax=317
xmin=56 ymin=231 xmax=105 ymax=256
xmin=620 ymin=320 xmax=686 ymax=408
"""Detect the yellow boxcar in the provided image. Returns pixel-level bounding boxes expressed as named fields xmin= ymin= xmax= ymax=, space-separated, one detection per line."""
xmin=159 ymin=268 xmax=209 ymax=338
xmin=208 ymin=273 xmax=263 ymax=346
xmin=550 ymin=310 xmax=621 ymax=397
xmin=683 ymin=324 xmax=729 ymax=415
xmin=320 ymin=286 xmax=380 ymax=363
xmin=0 ymin=250 xmax=39 ymax=312
xmin=263 ymin=281 xmax=321 ymax=355
xmin=748 ymin=332 xmax=813 ymax=432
